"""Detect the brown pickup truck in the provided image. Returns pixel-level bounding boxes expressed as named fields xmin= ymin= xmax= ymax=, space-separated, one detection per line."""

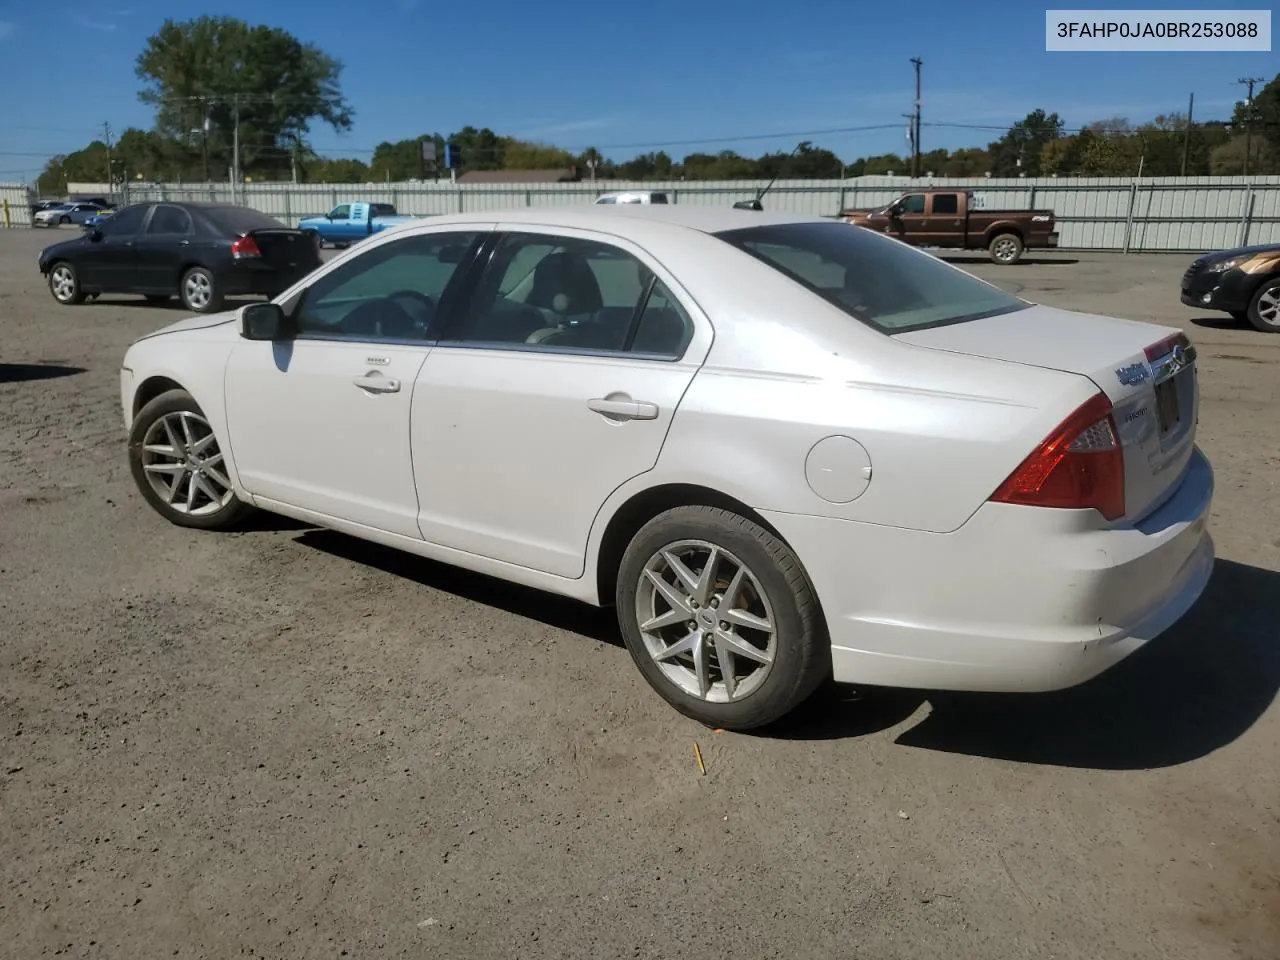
xmin=840 ymin=189 xmax=1058 ymax=265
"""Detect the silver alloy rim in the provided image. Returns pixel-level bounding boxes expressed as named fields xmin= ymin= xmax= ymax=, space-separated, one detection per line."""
xmin=139 ymin=411 xmax=234 ymax=516
xmin=50 ymin=265 xmax=75 ymax=301
xmin=993 ymin=238 xmax=1018 ymax=261
xmin=1257 ymin=286 xmax=1280 ymax=326
xmin=184 ymin=271 xmax=212 ymax=309
xmin=635 ymin=540 xmax=777 ymax=703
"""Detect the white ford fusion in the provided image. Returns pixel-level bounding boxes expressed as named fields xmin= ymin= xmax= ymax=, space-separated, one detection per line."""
xmin=120 ymin=206 xmax=1214 ymax=730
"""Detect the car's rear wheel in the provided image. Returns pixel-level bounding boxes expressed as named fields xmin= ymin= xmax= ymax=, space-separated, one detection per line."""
xmin=988 ymin=232 xmax=1024 ymax=265
xmin=615 ymin=506 xmax=829 ymax=731
xmin=127 ymin=388 xmax=253 ymax=531
xmin=180 ymin=266 xmax=224 ymax=313
xmin=1246 ymin=280 xmax=1280 ymax=333
xmin=48 ymin=262 xmax=85 ymax=305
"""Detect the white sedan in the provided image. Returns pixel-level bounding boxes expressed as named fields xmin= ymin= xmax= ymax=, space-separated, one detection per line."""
xmin=119 ymin=206 xmax=1215 ymax=730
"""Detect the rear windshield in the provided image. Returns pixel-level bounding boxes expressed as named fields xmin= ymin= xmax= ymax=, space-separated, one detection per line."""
xmin=202 ymin=206 xmax=288 ymax=235
xmin=715 ymin=221 xmax=1027 ymax=333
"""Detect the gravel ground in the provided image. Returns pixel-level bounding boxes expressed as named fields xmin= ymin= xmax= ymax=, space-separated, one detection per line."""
xmin=1 ymin=227 xmax=1277 ymax=960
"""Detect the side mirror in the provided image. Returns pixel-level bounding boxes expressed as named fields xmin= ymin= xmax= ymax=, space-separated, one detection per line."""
xmin=241 ymin=302 xmax=292 ymax=341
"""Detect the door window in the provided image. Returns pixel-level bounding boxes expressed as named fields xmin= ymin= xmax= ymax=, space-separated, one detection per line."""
xmin=329 ymin=204 xmax=351 ymax=220
xmin=147 ymin=205 xmax=194 ymax=235
xmin=443 ymin=232 xmax=693 ymax=358
xmin=899 ymin=194 xmax=926 ymax=214
xmin=931 ymin=193 xmax=959 ymax=215
xmin=293 ymin=231 xmax=481 ymax=341
xmin=98 ymin=204 xmax=149 ymax=237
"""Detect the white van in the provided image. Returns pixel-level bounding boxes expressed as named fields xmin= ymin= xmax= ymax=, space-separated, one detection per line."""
xmin=594 ymin=191 xmax=669 ymax=205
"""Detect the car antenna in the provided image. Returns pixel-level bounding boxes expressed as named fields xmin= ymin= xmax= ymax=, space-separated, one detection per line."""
xmin=733 ymin=141 xmax=807 ymax=211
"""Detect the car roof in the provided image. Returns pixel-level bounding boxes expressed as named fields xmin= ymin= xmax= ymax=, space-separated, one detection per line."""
xmin=401 ymin=204 xmax=822 ymax=237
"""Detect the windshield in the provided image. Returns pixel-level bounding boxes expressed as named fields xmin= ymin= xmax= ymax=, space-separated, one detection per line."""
xmin=715 ymin=221 xmax=1028 ymax=333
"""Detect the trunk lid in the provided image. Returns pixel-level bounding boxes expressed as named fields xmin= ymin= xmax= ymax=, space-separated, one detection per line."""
xmin=246 ymin=229 xmax=323 ymax=273
xmin=897 ymin=304 xmax=1199 ymax=522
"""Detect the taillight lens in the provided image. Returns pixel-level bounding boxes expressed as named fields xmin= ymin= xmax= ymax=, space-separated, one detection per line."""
xmin=1144 ymin=331 xmax=1191 ymax=362
xmin=990 ymin=392 xmax=1126 ymax=521
xmin=231 ymin=235 xmax=261 ymax=259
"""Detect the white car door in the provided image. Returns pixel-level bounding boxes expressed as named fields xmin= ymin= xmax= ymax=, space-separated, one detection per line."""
xmin=411 ymin=226 xmax=713 ymax=579
xmin=223 ymin=228 xmax=489 ymax=537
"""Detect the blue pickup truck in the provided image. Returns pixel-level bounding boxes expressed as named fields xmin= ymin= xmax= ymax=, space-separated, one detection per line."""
xmin=297 ymin=201 xmax=427 ymax=248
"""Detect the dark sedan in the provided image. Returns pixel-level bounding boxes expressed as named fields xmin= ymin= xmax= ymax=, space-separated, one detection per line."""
xmin=38 ymin=201 xmax=324 ymax=314
xmin=1181 ymin=242 xmax=1280 ymax=333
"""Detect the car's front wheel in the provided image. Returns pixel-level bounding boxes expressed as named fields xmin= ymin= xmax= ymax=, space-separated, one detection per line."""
xmin=127 ymin=388 xmax=253 ymax=530
xmin=1246 ymin=280 xmax=1280 ymax=333
xmin=48 ymin=262 xmax=85 ymax=305
xmin=615 ymin=506 xmax=829 ymax=731
xmin=180 ymin=266 xmax=224 ymax=313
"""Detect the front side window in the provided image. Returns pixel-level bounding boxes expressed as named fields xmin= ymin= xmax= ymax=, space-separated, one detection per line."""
xmin=596 ymin=195 xmax=617 ymax=204
xmin=444 ymin=232 xmax=692 ymax=357
xmin=717 ymin=221 xmax=1027 ymax=333
xmin=898 ymin=194 xmax=926 ymax=215
xmin=329 ymin=204 xmax=351 ymax=220
xmin=293 ymin=231 xmax=481 ymax=341
xmin=99 ymin=204 xmax=149 ymax=236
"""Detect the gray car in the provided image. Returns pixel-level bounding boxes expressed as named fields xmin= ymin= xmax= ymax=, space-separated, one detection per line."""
xmin=34 ymin=202 xmax=107 ymax=228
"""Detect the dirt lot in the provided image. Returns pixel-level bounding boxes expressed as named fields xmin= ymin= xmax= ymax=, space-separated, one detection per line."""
xmin=1 ymin=227 xmax=1277 ymax=960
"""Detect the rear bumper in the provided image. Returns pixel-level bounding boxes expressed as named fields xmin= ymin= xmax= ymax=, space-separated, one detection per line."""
xmin=762 ymin=446 xmax=1215 ymax=693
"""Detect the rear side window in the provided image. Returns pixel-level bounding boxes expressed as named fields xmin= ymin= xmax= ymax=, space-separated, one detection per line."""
xmin=649 ymin=193 xmax=669 ymax=204
xmin=202 ymin=206 xmax=287 ymax=235
xmin=716 ymin=221 xmax=1027 ymax=333
xmin=931 ymin=193 xmax=959 ymax=215
xmin=147 ymin=205 xmax=193 ymax=235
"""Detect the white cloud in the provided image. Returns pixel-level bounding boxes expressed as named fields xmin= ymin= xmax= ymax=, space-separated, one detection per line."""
xmin=74 ymin=16 xmax=118 ymax=32
xmin=511 ymin=117 xmax=620 ymax=140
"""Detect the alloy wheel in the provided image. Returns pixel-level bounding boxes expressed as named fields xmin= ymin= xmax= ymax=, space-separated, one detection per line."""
xmin=634 ymin=540 xmax=777 ymax=703
xmin=183 ymin=271 xmax=213 ymax=310
xmin=139 ymin=411 xmax=234 ymax=516
xmin=50 ymin=265 xmax=76 ymax=302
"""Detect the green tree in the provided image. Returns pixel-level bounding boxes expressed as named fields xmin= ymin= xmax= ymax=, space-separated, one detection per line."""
xmin=1231 ymin=73 xmax=1280 ymax=153
xmin=135 ymin=15 xmax=353 ymax=181
xmin=988 ymin=109 xmax=1064 ymax=176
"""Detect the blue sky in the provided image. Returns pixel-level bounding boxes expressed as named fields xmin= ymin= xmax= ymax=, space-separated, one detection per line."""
xmin=0 ymin=0 xmax=1273 ymax=181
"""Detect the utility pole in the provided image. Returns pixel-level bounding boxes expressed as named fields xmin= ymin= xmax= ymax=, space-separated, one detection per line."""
xmin=1180 ymin=92 xmax=1195 ymax=176
xmin=1237 ymin=77 xmax=1264 ymax=177
xmin=102 ymin=121 xmax=113 ymax=194
xmin=231 ymin=94 xmax=241 ymax=203
xmin=910 ymin=57 xmax=922 ymax=177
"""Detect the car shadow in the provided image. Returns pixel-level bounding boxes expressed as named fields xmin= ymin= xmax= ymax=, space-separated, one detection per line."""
xmin=287 ymin=529 xmax=1279 ymax=767
xmin=1188 ymin=314 xmax=1246 ymax=330
xmin=880 ymin=558 xmax=1279 ymax=769
xmin=0 ymin=363 xmax=86 ymax=383
xmin=294 ymin=529 xmax=622 ymax=646
xmin=937 ymin=254 xmax=1081 ymax=266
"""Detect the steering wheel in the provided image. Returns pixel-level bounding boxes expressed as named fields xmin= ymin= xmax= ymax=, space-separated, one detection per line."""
xmin=387 ymin=289 xmax=436 ymax=329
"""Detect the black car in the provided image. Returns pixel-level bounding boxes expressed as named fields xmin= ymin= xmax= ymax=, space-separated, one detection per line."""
xmin=1180 ymin=242 xmax=1280 ymax=333
xmin=38 ymin=202 xmax=324 ymax=314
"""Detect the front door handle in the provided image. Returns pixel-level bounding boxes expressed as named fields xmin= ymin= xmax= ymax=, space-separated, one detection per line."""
xmin=587 ymin=397 xmax=658 ymax=421
xmin=353 ymin=373 xmax=401 ymax=394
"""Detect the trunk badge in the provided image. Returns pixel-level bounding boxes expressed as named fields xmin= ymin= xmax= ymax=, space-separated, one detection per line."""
xmin=1115 ymin=363 xmax=1151 ymax=386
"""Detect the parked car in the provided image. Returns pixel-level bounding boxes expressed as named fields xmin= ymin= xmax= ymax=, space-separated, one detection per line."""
xmin=595 ymin=191 xmax=669 ymax=205
xmin=117 ymin=206 xmax=1213 ymax=731
xmin=39 ymin=201 xmax=323 ymax=313
xmin=297 ymin=201 xmax=427 ymax=248
xmin=1180 ymin=242 xmax=1280 ymax=333
xmin=839 ymin=189 xmax=1058 ymax=264
xmin=30 ymin=199 xmax=65 ymax=217
xmin=33 ymin=201 xmax=108 ymax=228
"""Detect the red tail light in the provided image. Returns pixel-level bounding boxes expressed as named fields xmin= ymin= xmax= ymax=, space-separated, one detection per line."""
xmin=1144 ymin=331 xmax=1191 ymax=362
xmin=231 ymin=235 xmax=261 ymax=259
xmin=990 ymin=392 xmax=1126 ymax=521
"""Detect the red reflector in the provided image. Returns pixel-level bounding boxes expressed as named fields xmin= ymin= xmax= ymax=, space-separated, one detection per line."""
xmin=990 ymin=392 xmax=1126 ymax=521
xmin=231 ymin=235 xmax=261 ymax=259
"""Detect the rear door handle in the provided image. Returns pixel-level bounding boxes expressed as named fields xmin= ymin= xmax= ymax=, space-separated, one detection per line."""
xmin=353 ymin=373 xmax=401 ymax=394
xmin=587 ymin=397 xmax=658 ymax=420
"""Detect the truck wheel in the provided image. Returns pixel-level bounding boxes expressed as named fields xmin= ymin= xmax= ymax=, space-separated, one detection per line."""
xmin=1246 ymin=280 xmax=1280 ymax=333
xmin=988 ymin=232 xmax=1024 ymax=265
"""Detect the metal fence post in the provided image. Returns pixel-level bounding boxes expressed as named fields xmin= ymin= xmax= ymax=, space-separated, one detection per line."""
xmin=284 ymin=191 xmax=291 ymax=226
xmin=525 ymin=190 xmax=531 ymax=207
xmin=1122 ymin=181 xmax=1138 ymax=254
xmin=1238 ymin=185 xmax=1255 ymax=248
xmin=1029 ymin=183 xmax=1037 ymax=211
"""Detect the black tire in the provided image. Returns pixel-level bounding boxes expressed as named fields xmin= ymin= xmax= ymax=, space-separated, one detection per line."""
xmin=47 ymin=261 xmax=85 ymax=305
xmin=1245 ymin=280 xmax=1280 ymax=333
xmin=179 ymin=266 xmax=225 ymax=314
xmin=127 ymin=388 xmax=254 ymax=531
xmin=988 ymin=232 xmax=1024 ymax=265
xmin=615 ymin=505 xmax=829 ymax=731
xmin=58 ymin=214 xmax=70 ymax=225
xmin=145 ymin=294 xmax=170 ymax=306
